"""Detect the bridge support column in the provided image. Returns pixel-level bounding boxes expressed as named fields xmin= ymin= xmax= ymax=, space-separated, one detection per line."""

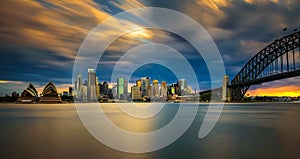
xmin=222 ymin=76 xmax=232 ymax=102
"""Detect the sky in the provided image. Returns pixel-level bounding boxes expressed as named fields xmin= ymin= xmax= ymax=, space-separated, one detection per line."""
xmin=0 ymin=0 xmax=300 ymax=96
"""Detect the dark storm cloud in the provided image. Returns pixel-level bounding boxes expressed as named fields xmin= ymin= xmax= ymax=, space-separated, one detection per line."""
xmin=218 ymin=0 xmax=300 ymax=42
xmin=0 ymin=0 xmax=299 ymax=95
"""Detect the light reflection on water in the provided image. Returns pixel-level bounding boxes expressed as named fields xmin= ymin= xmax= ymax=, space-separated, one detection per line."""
xmin=0 ymin=103 xmax=300 ymax=159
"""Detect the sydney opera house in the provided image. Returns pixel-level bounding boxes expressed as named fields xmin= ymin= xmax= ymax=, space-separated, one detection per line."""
xmin=18 ymin=83 xmax=39 ymax=103
xmin=18 ymin=81 xmax=62 ymax=103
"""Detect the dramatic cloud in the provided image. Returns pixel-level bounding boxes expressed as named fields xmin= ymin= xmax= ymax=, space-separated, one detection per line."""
xmin=216 ymin=0 xmax=300 ymax=57
xmin=0 ymin=0 xmax=299 ymax=96
xmin=0 ymin=0 xmax=148 ymax=88
xmin=0 ymin=0 xmax=112 ymax=59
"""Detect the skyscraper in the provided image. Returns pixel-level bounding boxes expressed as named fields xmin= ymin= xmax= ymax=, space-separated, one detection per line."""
xmin=117 ymin=77 xmax=125 ymax=100
xmin=112 ymin=85 xmax=117 ymax=99
xmin=161 ymin=81 xmax=167 ymax=99
xmin=75 ymin=73 xmax=82 ymax=91
xmin=147 ymin=85 xmax=152 ymax=97
xmin=178 ymin=79 xmax=187 ymax=95
xmin=102 ymin=81 xmax=109 ymax=95
xmin=80 ymin=85 xmax=87 ymax=102
xmin=96 ymin=76 xmax=100 ymax=98
xmin=88 ymin=68 xmax=97 ymax=101
xmin=75 ymin=73 xmax=82 ymax=99
xmin=141 ymin=77 xmax=150 ymax=97
xmin=124 ymin=80 xmax=128 ymax=97
xmin=168 ymin=83 xmax=180 ymax=95
xmin=136 ymin=79 xmax=141 ymax=88
xmin=131 ymin=85 xmax=141 ymax=100
xmin=152 ymin=79 xmax=159 ymax=97
xmin=69 ymin=87 xmax=73 ymax=96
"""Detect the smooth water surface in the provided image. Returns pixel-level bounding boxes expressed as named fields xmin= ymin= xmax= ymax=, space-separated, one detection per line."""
xmin=0 ymin=103 xmax=299 ymax=159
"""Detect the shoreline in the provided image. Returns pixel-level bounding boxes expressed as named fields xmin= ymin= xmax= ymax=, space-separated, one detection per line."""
xmin=0 ymin=101 xmax=300 ymax=105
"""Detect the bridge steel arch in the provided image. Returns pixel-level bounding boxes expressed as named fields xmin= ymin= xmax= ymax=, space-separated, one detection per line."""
xmin=230 ymin=31 xmax=300 ymax=101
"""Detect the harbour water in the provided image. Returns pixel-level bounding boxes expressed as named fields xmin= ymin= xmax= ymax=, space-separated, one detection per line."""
xmin=0 ymin=103 xmax=300 ymax=159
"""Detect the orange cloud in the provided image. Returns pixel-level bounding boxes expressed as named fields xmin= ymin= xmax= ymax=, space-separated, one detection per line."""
xmin=198 ymin=0 xmax=228 ymax=12
xmin=0 ymin=0 xmax=149 ymax=65
xmin=181 ymin=0 xmax=229 ymax=37
xmin=0 ymin=80 xmax=25 ymax=85
xmin=247 ymin=85 xmax=300 ymax=97
xmin=244 ymin=0 xmax=279 ymax=4
xmin=109 ymin=0 xmax=146 ymax=11
xmin=0 ymin=0 xmax=111 ymax=61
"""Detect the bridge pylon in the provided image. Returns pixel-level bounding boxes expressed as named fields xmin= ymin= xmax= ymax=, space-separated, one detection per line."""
xmin=222 ymin=75 xmax=232 ymax=102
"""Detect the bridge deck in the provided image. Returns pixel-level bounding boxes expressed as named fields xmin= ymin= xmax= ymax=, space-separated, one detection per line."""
xmin=230 ymin=69 xmax=300 ymax=87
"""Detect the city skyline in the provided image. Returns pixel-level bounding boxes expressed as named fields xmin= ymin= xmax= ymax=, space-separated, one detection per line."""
xmin=0 ymin=0 xmax=300 ymax=97
xmin=71 ymin=67 xmax=202 ymax=103
xmin=73 ymin=68 xmax=195 ymax=99
xmin=1 ymin=64 xmax=300 ymax=97
xmin=7 ymin=67 xmax=299 ymax=104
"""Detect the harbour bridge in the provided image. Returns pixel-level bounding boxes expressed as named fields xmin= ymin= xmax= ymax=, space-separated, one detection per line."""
xmin=227 ymin=31 xmax=300 ymax=101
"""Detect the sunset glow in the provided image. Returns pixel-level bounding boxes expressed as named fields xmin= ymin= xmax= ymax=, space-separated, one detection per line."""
xmin=247 ymin=86 xmax=300 ymax=97
xmin=0 ymin=0 xmax=299 ymax=97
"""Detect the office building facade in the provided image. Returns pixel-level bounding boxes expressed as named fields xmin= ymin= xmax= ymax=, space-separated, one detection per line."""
xmin=152 ymin=79 xmax=159 ymax=97
xmin=141 ymin=77 xmax=150 ymax=97
xmin=87 ymin=68 xmax=97 ymax=101
xmin=117 ymin=77 xmax=125 ymax=99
